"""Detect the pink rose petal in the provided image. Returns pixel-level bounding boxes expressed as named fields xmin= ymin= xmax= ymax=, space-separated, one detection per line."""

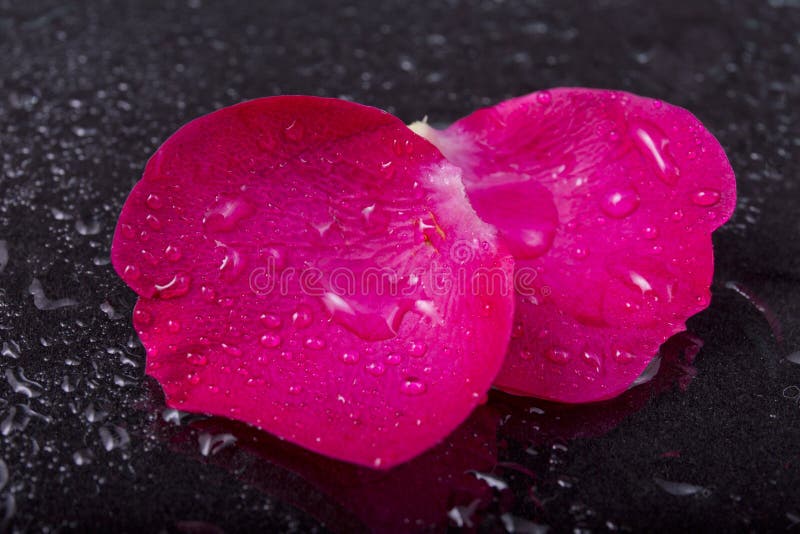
xmin=413 ymin=88 xmax=736 ymax=403
xmin=112 ymin=96 xmax=515 ymax=468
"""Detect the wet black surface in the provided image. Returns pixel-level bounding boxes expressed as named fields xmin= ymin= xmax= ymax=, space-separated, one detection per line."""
xmin=0 ymin=0 xmax=799 ymax=532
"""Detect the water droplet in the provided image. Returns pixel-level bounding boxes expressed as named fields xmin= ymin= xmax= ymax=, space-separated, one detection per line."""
xmin=520 ymin=350 xmax=534 ymax=360
xmin=167 ymin=320 xmax=181 ymax=333
xmin=200 ymin=286 xmax=216 ymax=301
xmin=361 ymin=204 xmax=376 ymax=222
xmin=364 ymin=361 xmax=385 ymax=375
xmin=28 ymin=278 xmax=78 ymax=310
xmin=642 ymin=226 xmax=659 ymax=239
xmin=600 ymin=188 xmax=640 ymax=218
xmin=572 ymin=246 xmax=589 ymax=259
xmin=120 ymin=223 xmax=135 ymax=238
xmin=284 ymin=119 xmax=304 ymax=141
xmin=260 ymin=334 xmax=281 ymax=348
xmin=653 ymin=477 xmax=708 ymax=497
xmin=73 ymin=449 xmax=94 ymax=466
xmin=536 ymin=90 xmax=552 ymax=104
xmin=292 ymin=306 xmax=313 ymax=328
xmin=304 ymin=337 xmax=326 ymax=350
xmin=187 ymin=352 xmax=208 ymax=366
xmin=386 ymin=353 xmax=401 ymax=365
xmin=133 ymin=308 xmax=151 ymax=325
xmin=671 ymin=209 xmax=684 ymax=222
xmin=321 ymin=292 xmax=410 ymax=342
xmin=260 ymin=313 xmax=281 ymax=329
xmin=145 ymin=214 xmax=162 ymax=230
xmin=154 ymin=273 xmax=191 ymax=299
xmin=467 ymin=178 xmax=558 ymax=259
xmin=198 ymin=432 xmax=237 ymax=456
xmin=221 ymin=343 xmax=242 ymax=356
xmin=401 ymin=378 xmax=427 ymax=396
xmin=691 ymin=189 xmax=721 ymax=207
xmin=123 ymin=264 xmax=140 ymax=280
xmin=99 ymin=425 xmax=130 ymax=451
xmin=5 ymin=367 xmax=43 ymax=398
xmin=582 ymin=351 xmax=602 ymax=372
xmin=1 ymin=341 xmax=21 ymax=360
xmin=75 ymin=218 xmax=102 ymax=236
xmin=613 ymin=349 xmax=637 ymax=364
xmin=408 ymin=341 xmax=427 ymax=358
xmin=340 ymin=352 xmax=360 ymax=365
xmin=630 ymin=120 xmax=680 ymax=185
xmin=288 ymin=385 xmax=303 ymax=395
xmin=203 ymin=198 xmax=253 ymax=232
xmin=165 ymin=245 xmax=181 ymax=261
xmin=544 ymin=347 xmax=571 ymax=364
xmin=216 ymin=243 xmax=245 ymax=281
xmin=260 ymin=246 xmax=287 ymax=271
xmin=146 ymin=193 xmax=163 ymax=209
xmin=379 ymin=160 xmax=395 ymax=180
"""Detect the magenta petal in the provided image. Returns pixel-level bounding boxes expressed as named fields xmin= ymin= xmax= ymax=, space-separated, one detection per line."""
xmin=112 ymin=96 xmax=515 ymax=467
xmin=414 ymin=88 xmax=736 ymax=403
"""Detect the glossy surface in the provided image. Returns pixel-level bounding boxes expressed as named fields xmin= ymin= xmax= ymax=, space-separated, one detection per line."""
xmin=414 ymin=88 xmax=736 ymax=403
xmin=0 ymin=0 xmax=797 ymax=531
xmin=111 ymin=96 xmax=514 ymax=468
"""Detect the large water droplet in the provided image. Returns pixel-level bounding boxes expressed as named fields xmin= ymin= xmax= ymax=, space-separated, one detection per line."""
xmin=203 ymin=198 xmax=253 ymax=232
xmin=600 ymin=188 xmax=640 ymax=218
xmin=630 ymin=120 xmax=680 ymax=185
xmin=29 ymin=278 xmax=77 ymax=310
xmin=321 ymin=292 xmax=412 ymax=342
xmin=466 ymin=178 xmax=558 ymax=259
xmin=216 ymin=243 xmax=245 ymax=281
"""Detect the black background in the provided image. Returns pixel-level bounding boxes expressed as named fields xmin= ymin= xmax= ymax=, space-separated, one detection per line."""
xmin=1 ymin=0 xmax=799 ymax=532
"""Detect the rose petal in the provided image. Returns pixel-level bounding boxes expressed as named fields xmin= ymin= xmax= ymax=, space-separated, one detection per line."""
xmin=112 ymin=96 xmax=514 ymax=467
xmin=412 ymin=88 xmax=735 ymax=402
